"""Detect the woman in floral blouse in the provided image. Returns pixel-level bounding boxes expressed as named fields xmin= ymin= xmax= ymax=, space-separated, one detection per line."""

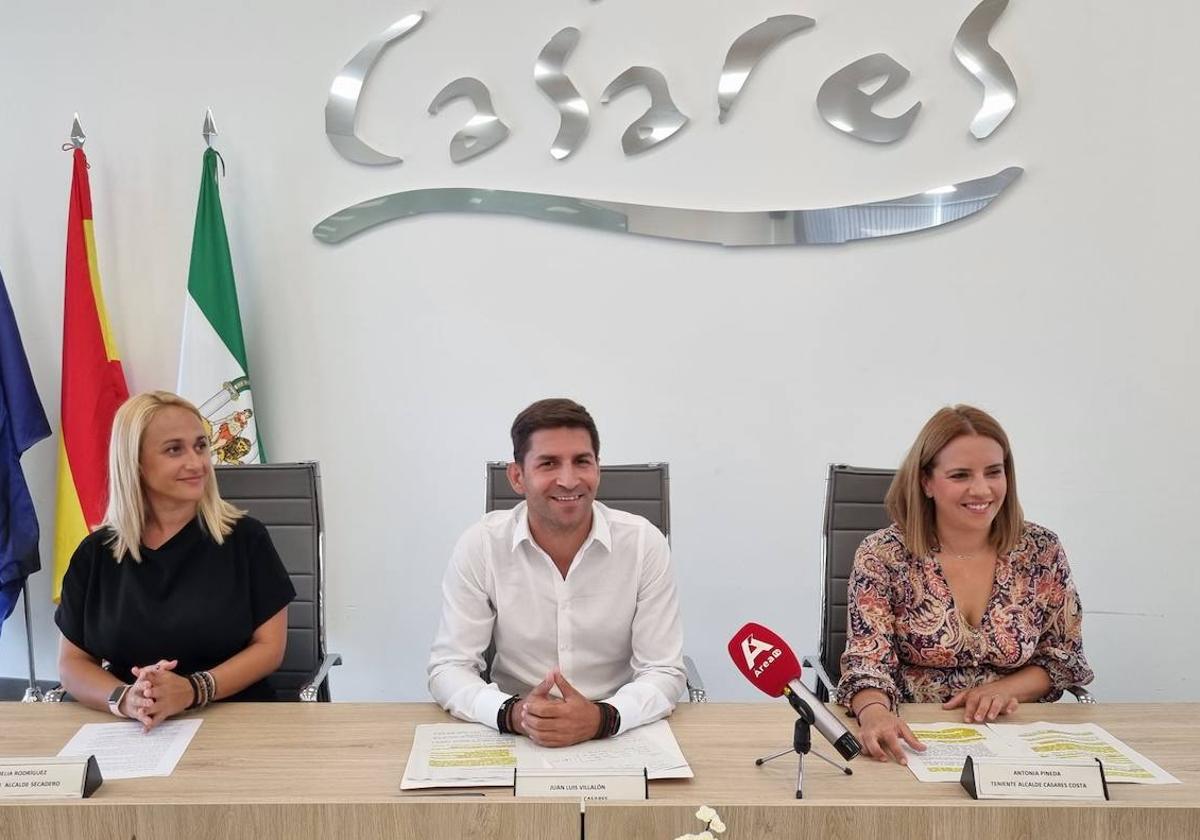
xmin=836 ymin=405 xmax=1093 ymax=764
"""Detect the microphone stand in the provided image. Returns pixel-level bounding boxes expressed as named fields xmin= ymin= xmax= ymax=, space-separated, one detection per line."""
xmin=754 ymin=692 xmax=852 ymax=799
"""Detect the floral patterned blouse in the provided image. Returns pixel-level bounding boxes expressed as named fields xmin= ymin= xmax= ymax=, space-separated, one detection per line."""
xmin=835 ymin=522 xmax=1093 ymax=709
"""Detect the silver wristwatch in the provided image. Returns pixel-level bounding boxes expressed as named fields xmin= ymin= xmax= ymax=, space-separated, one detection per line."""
xmin=107 ymin=684 xmax=131 ymax=718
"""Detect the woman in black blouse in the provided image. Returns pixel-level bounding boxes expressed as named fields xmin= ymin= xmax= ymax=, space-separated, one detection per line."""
xmin=56 ymin=391 xmax=295 ymax=729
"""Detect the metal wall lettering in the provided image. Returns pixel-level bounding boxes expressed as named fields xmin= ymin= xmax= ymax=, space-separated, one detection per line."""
xmin=534 ymin=27 xmax=589 ymax=160
xmin=325 ymin=11 xmax=426 ymax=166
xmin=718 ymin=15 xmax=816 ymax=124
xmin=313 ymin=167 xmax=1022 ymax=247
xmin=954 ymin=0 xmax=1017 ymax=139
xmin=600 ymin=67 xmax=689 ymax=155
xmin=428 ymin=78 xmax=511 ymax=163
xmin=816 ymin=53 xmax=921 ymax=144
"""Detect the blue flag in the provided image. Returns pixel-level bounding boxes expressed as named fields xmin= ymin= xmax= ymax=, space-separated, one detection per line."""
xmin=0 ymin=268 xmax=51 ymax=639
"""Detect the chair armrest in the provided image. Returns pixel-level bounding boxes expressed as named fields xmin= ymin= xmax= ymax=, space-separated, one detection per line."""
xmin=1066 ymin=684 xmax=1096 ymax=704
xmin=683 ymin=655 xmax=706 ymax=703
xmin=299 ymin=654 xmax=343 ymax=702
xmin=800 ymin=655 xmax=837 ymax=698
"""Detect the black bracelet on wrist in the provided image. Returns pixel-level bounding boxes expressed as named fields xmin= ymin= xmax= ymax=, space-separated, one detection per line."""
xmin=497 ymin=695 xmax=521 ymax=734
xmin=594 ymin=702 xmax=620 ymax=739
xmin=853 ymin=699 xmax=893 ymax=719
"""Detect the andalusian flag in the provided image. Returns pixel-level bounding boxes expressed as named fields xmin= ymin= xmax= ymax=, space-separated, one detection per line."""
xmin=52 ymin=147 xmax=129 ymax=602
xmin=177 ymin=148 xmax=262 ymax=466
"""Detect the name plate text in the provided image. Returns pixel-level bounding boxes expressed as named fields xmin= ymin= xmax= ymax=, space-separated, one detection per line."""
xmin=961 ymin=756 xmax=1108 ymax=801
xmin=514 ymin=767 xmax=647 ymax=801
xmin=0 ymin=756 xmax=103 ymax=800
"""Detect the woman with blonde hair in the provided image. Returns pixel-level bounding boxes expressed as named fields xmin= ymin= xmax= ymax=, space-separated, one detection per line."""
xmin=836 ymin=405 xmax=1093 ymax=764
xmin=55 ymin=391 xmax=294 ymax=729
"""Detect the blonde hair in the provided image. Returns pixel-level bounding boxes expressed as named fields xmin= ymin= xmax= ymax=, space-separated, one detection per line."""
xmin=885 ymin=404 xmax=1023 ymax=558
xmin=102 ymin=391 xmax=243 ymax=562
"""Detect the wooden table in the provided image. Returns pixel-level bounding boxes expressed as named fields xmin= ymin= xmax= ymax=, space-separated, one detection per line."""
xmin=588 ymin=702 xmax=1200 ymax=840
xmin=0 ymin=702 xmax=578 ymax=840
xmin=1 ymin=701 xmax=1196 ymax=840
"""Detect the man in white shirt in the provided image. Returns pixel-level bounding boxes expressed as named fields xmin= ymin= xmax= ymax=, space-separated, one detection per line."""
xmin=428 ymin=398 xmax=686 ymax=747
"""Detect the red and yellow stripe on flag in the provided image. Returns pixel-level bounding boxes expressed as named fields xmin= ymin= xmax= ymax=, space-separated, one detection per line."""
xmin=52 ymin=148 xmax=129 ymax=602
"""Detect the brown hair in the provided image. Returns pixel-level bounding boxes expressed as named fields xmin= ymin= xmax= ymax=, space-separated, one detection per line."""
xmin=885 ymin=404 xmax=1023 ymax=558
xmin=511 ymin=398 xmax=600 ymax=464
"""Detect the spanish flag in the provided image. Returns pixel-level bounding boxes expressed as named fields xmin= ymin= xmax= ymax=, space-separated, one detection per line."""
xmin=51 ymin=148 xmax=129 ymax=602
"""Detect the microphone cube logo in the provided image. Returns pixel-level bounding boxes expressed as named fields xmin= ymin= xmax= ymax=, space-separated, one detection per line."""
xmin=741 ymin=635 xmax=782 ymax=677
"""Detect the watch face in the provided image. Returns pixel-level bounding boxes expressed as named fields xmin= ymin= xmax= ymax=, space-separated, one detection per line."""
xmin=109 ymin=685 xmax=127 ymax=704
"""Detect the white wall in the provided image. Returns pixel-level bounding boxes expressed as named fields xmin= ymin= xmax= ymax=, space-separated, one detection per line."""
xmin=2 ymin=0 xmax=1197 ymax=702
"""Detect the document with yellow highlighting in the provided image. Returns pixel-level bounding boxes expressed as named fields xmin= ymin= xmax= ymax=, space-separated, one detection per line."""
xmin=401 ymin=720 xmax=692 ymax=790
xmin=986 ymin=722 xmax=1180 ymax=784
xmin=902 ymin=722 xmax=1034 ymax=782
xmin=401 ymin=724 xmax=518 ymax=789
xmin=902 ymin=720 xmax=1181 ymax=784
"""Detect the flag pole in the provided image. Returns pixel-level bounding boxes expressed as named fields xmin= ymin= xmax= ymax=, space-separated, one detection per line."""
xmin=20 ymin=580 xmax=41 ymax=702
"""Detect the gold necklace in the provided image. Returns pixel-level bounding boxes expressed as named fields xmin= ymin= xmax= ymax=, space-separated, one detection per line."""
xmin=934 ymin=542 xmax=981 ymax=562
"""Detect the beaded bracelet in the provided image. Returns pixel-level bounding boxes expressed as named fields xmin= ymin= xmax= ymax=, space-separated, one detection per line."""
xmin=186 ymin=671 xmax=217 ymax=710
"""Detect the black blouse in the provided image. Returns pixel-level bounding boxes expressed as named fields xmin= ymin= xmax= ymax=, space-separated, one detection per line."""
xmin=55 ymin=515 xmax=296 ymax=701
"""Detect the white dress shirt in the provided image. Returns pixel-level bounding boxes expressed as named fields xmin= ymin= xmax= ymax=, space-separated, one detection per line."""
xmin=427 ymin=501 xmax=686 ymax=735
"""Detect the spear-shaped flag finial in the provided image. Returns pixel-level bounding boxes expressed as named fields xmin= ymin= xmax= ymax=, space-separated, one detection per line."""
xmin=67 ymin=113 xmax=86 ymax=149
xmin=202 ymin=108 xmax=218 ymax=148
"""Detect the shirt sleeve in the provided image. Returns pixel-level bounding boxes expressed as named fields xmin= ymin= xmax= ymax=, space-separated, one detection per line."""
xmin=835 ymin=535 xmax=903 ymax=711
xmin=54 ymin=535 xmax=99 ymax=653
xmin=427 ymin=527 xmax=510 ymax=729
xmin=1027 ymin=539 xmax=1094 ymax=701
xmin=602 ymin=525 xmax=686 ymax=735
xmin=245 ymin=519 xmax=297 ymax=629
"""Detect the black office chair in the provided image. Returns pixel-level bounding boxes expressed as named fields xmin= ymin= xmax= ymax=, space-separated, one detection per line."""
xmin=215 ymin=462 xmax=342 ymax=701
xmin=44 ymin=462 xmax=341 ymax=704
xmin=485 ymin=461 xmax=706 ymax=702
xmin=809 ymin=464 xmax=1094 ymax=704
xmin=0 ymin=677 xmax=58 ymax=702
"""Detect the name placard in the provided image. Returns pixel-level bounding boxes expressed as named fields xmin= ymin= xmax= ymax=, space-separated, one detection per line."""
xmin=0 ymin=756 xmax=103 ymax=800
xmin=513 ymin=767 xmax=648 ymax=801
xmin=961 ymin=756 xmax=1108 ymax=801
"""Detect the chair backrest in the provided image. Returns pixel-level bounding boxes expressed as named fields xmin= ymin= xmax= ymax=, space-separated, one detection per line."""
xmin=485 ymin=462 xmax=671 ymax=540
xmin=215 ymin=462 xmax=329 ymax=701
xmin=819 ymin=465 xmax=894 ymax=699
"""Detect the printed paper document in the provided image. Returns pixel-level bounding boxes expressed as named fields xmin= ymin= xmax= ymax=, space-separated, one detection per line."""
xmin=903 ymin=720 xmax=1180 ymax=784
xmin=903 ymin=722 xmax=1035 ymax=782
xmin=58 ymin=719 xmax=203 ymax=780
xmin=401 ymin=720 xmax=691 ymax=790
xmin=987 ymin=722 xmax=1179 ymax=784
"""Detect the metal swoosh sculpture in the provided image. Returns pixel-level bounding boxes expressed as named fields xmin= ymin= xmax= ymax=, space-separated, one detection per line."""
xmin=718 ymin=15 xmax=816 ymax=124
xmin=313 ymin=166 xmax=1022 ymax=246
xmin=325 ymin=11 xmax=427 ymax=165
xmin=954 ymin=0 xmax=1018 ymax=139
xmin=534 ymin=27 xmax=589 ymax=160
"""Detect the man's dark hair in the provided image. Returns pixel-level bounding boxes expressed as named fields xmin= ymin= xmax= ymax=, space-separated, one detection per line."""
xmin=511 ymin=398 xmax=600 ymax=464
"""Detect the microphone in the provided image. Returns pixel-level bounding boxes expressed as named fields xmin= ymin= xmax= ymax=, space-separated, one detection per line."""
xmin=727 ymin=622 xmax=861 ymax=762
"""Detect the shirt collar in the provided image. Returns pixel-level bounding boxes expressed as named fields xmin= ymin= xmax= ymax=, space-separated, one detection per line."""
xmin=511 ymin=501 xmax=612 ymax=554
